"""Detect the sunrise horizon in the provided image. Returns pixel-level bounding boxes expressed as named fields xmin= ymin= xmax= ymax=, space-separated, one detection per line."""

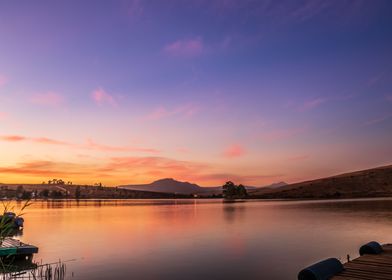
xmin=1 ymin=1 xmax=392 ymax=279
xmin=1 ymin=2 xmax=391 ymax=189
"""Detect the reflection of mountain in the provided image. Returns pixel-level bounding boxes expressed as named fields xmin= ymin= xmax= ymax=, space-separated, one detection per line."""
xmin=119 ymin=178 xmax=204 ymax=195
xmin=250 ymin=165 xmax=392 ymax=199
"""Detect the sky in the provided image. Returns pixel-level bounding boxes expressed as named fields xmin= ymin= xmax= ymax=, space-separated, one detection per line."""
xmin=0 ymin=0 xmax=391 ymax=186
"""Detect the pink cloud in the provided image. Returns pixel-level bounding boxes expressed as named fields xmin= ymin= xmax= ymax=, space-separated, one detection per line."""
xmin=0 ymin=74 xmax=8 ymax=87
xmin=0 ymin=112 xmax=7 ymax=121
xmin=85 ymin=139 xmax=159 ymax=154
xmin=164 ymin=37 xmax=204 ymax=57
xmin=223 ymin=144 xmax=246 ymax=158
xmin=0 ymin=135 xmax=26 ymax=142
xmin=0 ymin=134 xmax=71 ymax=145
xmin=91 ymin=88 xmax=118 ymax=107
xmin=146 ymin=104 xmax=200 ymax=120
xmin=32 ymin=137 xmax=71 ymax=145
xmin=29 ymin=92 xmax=65 ymax=107
xmin=299 ymin=97 xmax=327 ymax=111
xmin=0 ymin=160 xmax=94 ymax=177
xmin=288 ymin=155 xmax=309 ymax=161
xmin=0 ymin=134 xmax=158 ymax=154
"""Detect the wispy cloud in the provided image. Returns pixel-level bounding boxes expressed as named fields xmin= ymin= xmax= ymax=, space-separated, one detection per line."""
xmin=91 ymin=88 xmax=118 ymax=107
xmin=145 ymin=103 xmax=200 ymax=120
xmin=290 ymin=1 xmax=331 ymax=22
xmin=0 ymin=160 xmax=93 ymax=177
xmin=85 ymin=139 xmax=159 ymax=153
xmin=363 ymin=115 xmax=391 ymax=126
xmin=164 ymin=37 xmax=204 ymax=57
xmin=0 ymin=134 xmax=159 ymax=154
xmin=223 ymin=144 xmax=246 ymax=158
xmin=126 ymin=0 xmax=143 ymax=18
xmin=0 ymin=135 xmax=71 ymax=145
xmin=29 ymin=92 xmax=65 ymax=107
xmin=299 ymin=97 xmax=327 ymax=112
xmin=103 ymin=156 xmax=279 ymax=185
xmin=207 ymin=0 xmax=370 ymax=29
xmin=288 ymin=155 xmax=309 ymax=161
xmin=99 ymin=157 xmax=207 ymax=180
xmin=0 ymin=156 xmax=283 ymax=186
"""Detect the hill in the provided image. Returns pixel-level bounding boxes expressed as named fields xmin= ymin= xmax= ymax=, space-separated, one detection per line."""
xmin=119 ymin=178 xmax=204 ymax=195
xmin=0 ymin=183 xmax=190 ymax=199
xmin=120 ymin=179 xmax=280 ymax=196
xmin=259 ymin=181 xmax=287 ymax=190
xmin=250 ymin=165 xmax=392 ymax=199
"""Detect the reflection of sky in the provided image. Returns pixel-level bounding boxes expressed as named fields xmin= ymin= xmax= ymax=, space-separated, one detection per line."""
xmin=11 ymin=198 xmax=392 ymax=279
xmin=0 ymin=1 xmax=391 ymax=186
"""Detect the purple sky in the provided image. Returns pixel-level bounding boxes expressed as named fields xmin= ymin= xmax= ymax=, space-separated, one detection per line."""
xmin=0 ymin=0 xmax=391 ymax=186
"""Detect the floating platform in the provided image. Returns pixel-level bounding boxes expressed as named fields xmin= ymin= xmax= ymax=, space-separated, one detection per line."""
xmin=0 ymin=238 xmax=38 ymax=260
xmin=332 ymin=243 xmax=392 ymax=280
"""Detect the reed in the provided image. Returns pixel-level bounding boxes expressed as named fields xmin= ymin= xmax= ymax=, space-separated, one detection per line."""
xmin=0 ymin=260 xmax=67 ymax=280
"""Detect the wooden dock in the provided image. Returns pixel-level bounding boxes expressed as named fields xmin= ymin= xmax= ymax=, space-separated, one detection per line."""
xmin=332 ymin=244 xmax=392 ymax=280
xmin=0 ymin=237 xmax=38 ymax=259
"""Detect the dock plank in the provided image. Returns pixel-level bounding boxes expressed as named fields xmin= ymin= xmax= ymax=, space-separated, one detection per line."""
xmin=0 ymin=237 xmax=38 ymax=257
xmin=332 ymin=244 xmax=392 ymax=280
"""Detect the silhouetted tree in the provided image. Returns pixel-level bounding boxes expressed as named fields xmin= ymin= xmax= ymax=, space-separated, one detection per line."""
xmin=50 ymin=190 xmax=63 ymax=198
xmin=21 ymin=191 xmax=32 ymax=200
xmin=222 ymin=181 xmax=237 ymax=198
xmin=16 ymin=185 xmax=24 ymax=198
xmin=237 ymin=184 xmax=247 ymax=197
xmin=75 ymin=186 xmax=81 ymax=199
xmin=222 ymin=181 xmax=248 ymax=198
xmin=40 ymin=189 xmax=49 ymax=198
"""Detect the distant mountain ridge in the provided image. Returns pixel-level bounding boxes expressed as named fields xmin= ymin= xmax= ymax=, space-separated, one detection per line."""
xmin=119 ymin=178 xmax=204 ymax=195
xmin=260 ymin=181 xmax=287 ymax=189
xmin=119 ymin=178 xmax=287 ymax=195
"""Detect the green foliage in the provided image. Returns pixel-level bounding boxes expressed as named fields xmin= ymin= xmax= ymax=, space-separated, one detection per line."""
xmin=50 ymin=191 xmax=63 ymax=198
xmin=222 ymin=181 xmax=248 ymax=198
xmin=0 ymin=200 xmax=31 ymax=243
xmin=40 ymin=189 xmax=49 ymax=198
xmin=21 ymin=191 xmax=32 ymax=200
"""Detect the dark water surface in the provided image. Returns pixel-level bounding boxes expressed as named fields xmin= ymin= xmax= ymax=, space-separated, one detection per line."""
xmin=13 ymin=198 xmax=392 ymax=279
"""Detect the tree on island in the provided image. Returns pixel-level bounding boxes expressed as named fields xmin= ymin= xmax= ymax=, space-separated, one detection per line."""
xmin=222 ymin=181 xmax=248 ymax=198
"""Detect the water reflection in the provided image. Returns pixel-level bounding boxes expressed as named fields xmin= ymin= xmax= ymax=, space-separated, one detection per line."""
xmin=2 ymin=198 xmax=392 ymax=279
xmin=223 ymin=203 xmax=246 ymax=223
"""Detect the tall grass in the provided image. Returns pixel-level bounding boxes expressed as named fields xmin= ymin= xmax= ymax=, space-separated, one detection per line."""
xmin=0 ymin=200 xmax=31 ymax=244
xmin=0 ymin=260 xmax=67 ymax=280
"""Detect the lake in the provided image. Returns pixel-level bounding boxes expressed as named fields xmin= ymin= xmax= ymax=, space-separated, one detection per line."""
xmin=11 ymin=198 xmax=392 ymax=279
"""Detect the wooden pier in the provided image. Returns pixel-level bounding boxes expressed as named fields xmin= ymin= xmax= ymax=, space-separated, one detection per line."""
xmin=0 ymin=238 xmax=38 ymax=259
xmin=332 ymin=244 xmax=392 ymax=280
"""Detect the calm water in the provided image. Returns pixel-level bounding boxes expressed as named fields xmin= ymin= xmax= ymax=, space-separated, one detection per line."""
xmin=10 ymin=198 xmax=392 ymax=279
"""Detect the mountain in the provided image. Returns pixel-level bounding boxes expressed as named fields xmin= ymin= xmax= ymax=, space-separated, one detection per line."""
xmin=120 ymin=179 xmax=287 ymax=196
xmin=119 ymin=178 xmax=204 ymax=195
xmin=249 ymin=165 xmax=392 ymax=199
